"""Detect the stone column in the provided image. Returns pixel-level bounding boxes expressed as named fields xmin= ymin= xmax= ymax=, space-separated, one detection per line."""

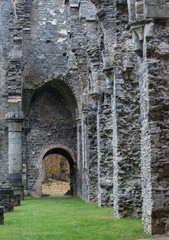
xmin=81 ymin=108 xmax=90 ymax=201
xmin=97 ymin=92 xmax=114 ymax=207
xmin=6 ymin=111 xmax=24 ymax=200
xmin=87 ymin=106 xmax=98 ymax=202
xmin=76 ymin=110 xmax=82 ymax=197
xmin=112 ymin=71 xmax=142 ymax=218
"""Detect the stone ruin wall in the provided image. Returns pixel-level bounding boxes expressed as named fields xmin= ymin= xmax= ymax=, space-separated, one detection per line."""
xmin=24 ymin=86 xmax=77 ymax=196
xmin=87 ymin=0 xmax=142 ymax=216
xmin=140 ymin=16 xmax=169 ymax=235
xmin=0 ymin=0 xmax=13 ymax=186
xmin=0 ymin=0 xmax=169 ymax=235
xmin=21 ymin=0 xmax=79 ymax=196
xmin=127 ymin=0 xmax=169 ymax=234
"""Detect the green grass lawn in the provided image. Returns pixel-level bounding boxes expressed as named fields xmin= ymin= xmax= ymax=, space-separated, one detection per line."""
xmin=0 ymin=197 xmax=151 ymax=240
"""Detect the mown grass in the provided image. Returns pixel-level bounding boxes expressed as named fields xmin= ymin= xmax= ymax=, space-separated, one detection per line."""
xmin=0 ymin=197 xmax=151 ymax=240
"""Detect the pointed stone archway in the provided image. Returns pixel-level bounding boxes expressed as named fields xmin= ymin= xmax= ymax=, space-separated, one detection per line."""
xmin=23 ymin=78 xmax=79 ymax=197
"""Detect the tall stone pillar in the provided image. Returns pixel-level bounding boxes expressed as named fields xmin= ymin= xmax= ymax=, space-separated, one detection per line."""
xmin=76 ymin=109 xmax=82 ymax=197
xmin=112 ymin=70 xmax=141 ymax=218
xmin=6 ymin=111 xmax=24 ymax=200
xmin=87 ymin=107 xmax=98 ymax=202
xmin=97 ymin=93 xmax=114 ymax=207
xmin=81 ymin=108 xmax=90 ymax=201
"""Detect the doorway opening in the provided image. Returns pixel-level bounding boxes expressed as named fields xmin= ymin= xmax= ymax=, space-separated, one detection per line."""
xmin=42 ymin=154 xmax=70 ymax=196
xmin=41 ymin=145 xmax=77 ymax=197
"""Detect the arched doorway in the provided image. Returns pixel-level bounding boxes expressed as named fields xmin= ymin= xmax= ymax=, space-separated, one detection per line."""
xmin=42 ymin=154 xmax=70 ymax=196
xmin=41 ymin=145 xmax=77 ymax=196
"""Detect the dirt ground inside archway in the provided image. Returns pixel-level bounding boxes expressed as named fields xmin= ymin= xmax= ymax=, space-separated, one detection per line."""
xmin=42 ymin=180 xmax=70 ymax=196
xmin=138 ymin=235 xmax=168 ymax=240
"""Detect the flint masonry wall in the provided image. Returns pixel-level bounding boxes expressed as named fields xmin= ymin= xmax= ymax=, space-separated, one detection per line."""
xmin=0 ymin=0 xmax=14 ymax=185
xmin=61 ymin=2 xmax=92 ymax=198
xmin=89 ymin=0 xmax=142 ymax=215
xmin=82 ymin=0 xmax=115 ymax=206
xmin=87 ymin=109 xmax=98 ymax=202
xmin=140 ymin=18 xmax=169 ymax=235
xmin=112 ymin=2 xmax=142 ymax=218
xmin=149 ymin=20 xmax=169 ymax=234
xmin=23 ymin=0 xmax=68 ymax=86
xmin=82 ymin=3 xmax=100 ymax=203
xmin=127 ymin=0 xmax=169 ymax=234
xmin=97 ymin=93 xmax=114 ymax=207
xmin=21 ymin=0 xmax=79 ymax=196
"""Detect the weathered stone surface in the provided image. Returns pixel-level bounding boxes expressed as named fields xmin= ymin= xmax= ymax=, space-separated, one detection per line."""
xmin=139 ymin=14 xmax=169 ymax=235
xmin=145 ymin=5 xmax=169 ymax=19
xmin=0 ymin=0 xmax=169 ymax=235
xmin=6 ymin=111 xmax=24 ymax=199
xmin=0 ymin=187 xmax=14 ymax=212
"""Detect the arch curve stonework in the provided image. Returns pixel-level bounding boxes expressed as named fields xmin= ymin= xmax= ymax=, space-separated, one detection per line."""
xmin=40 ymin=144 xmax=76 ymax=164
xmin=39 ymin=144 xmax=77 ymax=197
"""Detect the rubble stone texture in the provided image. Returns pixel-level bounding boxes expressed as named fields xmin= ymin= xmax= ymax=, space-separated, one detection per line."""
xmin=0 ymin=0 xmax=168 ymax=235
xmin=0 ymin=187 xmax=14 ymax=212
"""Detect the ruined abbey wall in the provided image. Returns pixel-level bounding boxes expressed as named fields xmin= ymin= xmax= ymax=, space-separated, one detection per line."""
xmin=0 ymin=0 xmax=169 ymax=235
xmin=24 ymin=85 xmax=77 ymax=196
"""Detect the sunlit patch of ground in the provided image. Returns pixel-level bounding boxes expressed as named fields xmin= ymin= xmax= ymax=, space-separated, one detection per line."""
xmin=138 ymin=236 xmax=168 ymax=240
xmin=42 ymin=180 xmax=70 ymax=196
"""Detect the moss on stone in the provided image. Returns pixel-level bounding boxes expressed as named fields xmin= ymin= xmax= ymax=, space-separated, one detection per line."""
xmin=5 ymin=70 xmax=8 ymax=76
xmin=23 ymin=81 xmax=39 ymax=90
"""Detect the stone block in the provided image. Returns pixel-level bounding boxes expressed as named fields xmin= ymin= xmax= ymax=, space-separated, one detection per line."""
xmin=69 ymin=0 xmax=79 ymax=8
xmin=144 ymin=23 xmax=154 ymax=38
xmin=163 ymin=164 xmax=169 ymax=177
xmin=144 ymin=0 xmax=162 ymax=6
xmin=136 ymin=1 xmax=144 ymax=14
xmin=102 ymin=50 xmax=115 ymax=70
xmin=0 ymin=187 xmax=14 ymax=212
xmin=165 ymin=222 xmax=169 ymax=235
xmin=79 ymin=1 xmax=96 ymax=20
xmin=152 ymin=224 xmax=165 ymax=235
xmin=117 ymin=0 xmax=127 ymax=5
xmin=14 ymin=194 xmax=21 ymax=207
xmin=145 ymin=5 xmax=169 ymax=19
xmin=0 ymin=206 xmax=5 ymax=225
